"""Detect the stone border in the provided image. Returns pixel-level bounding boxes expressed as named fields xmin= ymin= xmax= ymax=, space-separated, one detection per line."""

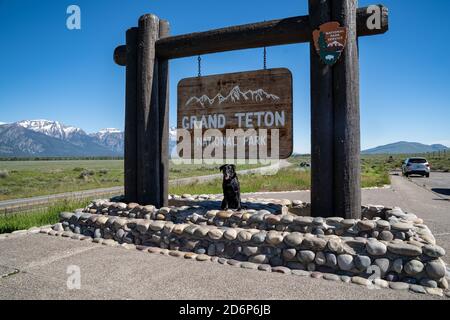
xmin=1 ymin=224 xmax=449 ymax=299
xmin=56 ymin=201 xmax=450 ymax=296
xmin=32 ymin=226 xmax=450 ymax=298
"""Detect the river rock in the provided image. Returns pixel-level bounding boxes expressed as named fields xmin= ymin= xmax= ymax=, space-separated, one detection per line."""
xmin=327 ymin=239 xmax=344 ymax=254
xmin=249 ymin=254 xmax=270 ymax=264
xmin=272 ymin=266 xmax=291 ymax=274
xmin=323 ymin=273 xmax=341 ymax=282
xmin=337 ymin=254 xmax=354 ymax=271
xmin=266 ymin=215 xmax=281 ymax=225
xmin=207 ymin=244 xmax=216 ymax=256
xmin=149 ymin=220 xmax=165 ymax=232
xmin=251 ymin=232 xmax=267 ymax=244
xmin=258 ymin=264 xmax=272 ymax=272
xmin=59 ymin=212 xmax=74 ymax=220
xmin=389 ymin=282 xmax=410 ymax=291
xmin=404 ymin=260 xmax=424 ymax=276
xmin=391 ymin=222 xmax=413 ymax=232
xmin=135 ymin=221 xmax=151 ymax=234
xmin=376 ymin=220 xmax=391 ymax=230
xmin=388 ymin=243 xmax=422 ymax=256
xmin=426 ymin=260 xmax=446 ymax=280
xmin=374 ymin=258 xmax=390 ymax=276
xmin=355 ymin=255 xmax=372 ymax=271
xmin=374 ymin=278 xmax=389 ymax=288
xmin=282 ymin=249 xmax=297 ymax=261
xmin=342 ymin=219 xmax=356 ymax=228
xmin=409 ymin=284 xmax=427 ymax=294
xmin=357 ymin=220 xmax=376 ymax=232
xmin=366 ymin=240 xmax=387 ymax=256
xmin=293 ymin=216 xmax=313 ymax=226
xmin=352 ymin=277 xmax=371 ymax=287
xmin=243 ymin=246 xmax=259 ymax=256
xmin=379 ymin=231 xmax=394 ymax=241
xmin=194 ymin=226 xmax=209 ymax=238
xmin=297 ymin=250 xmax=315 ymax=264
xmin=315 ymin=252 xmax=326 ymax=265
xmin=420 ymin=278 xmax=438 ymax=288
xmin=224 ymin=228 xmax=238 ymax=241
xmin=423 ymin=245 xmax=446 ymax=258
xmin=301 ymin=237 xmax=327 ymax=251
xmin=266 ymin=231 xmax=284 ymax=245
xmin=325 ymin=253 xmax=337 ymax=267
xmin=196 ymin=254 xmax=211 ymax=262
xmin=208 ymin=229 xmax=223 ymax=240
xmin=284 ymin=232 xmax=303 ymax=247
xmin=280 ymin=215 xmax=294 ymax=224
xmin=238 ymin=230 xmax=252 ymax=242
xmin=426 ymin=288 xmax=444 ymax=297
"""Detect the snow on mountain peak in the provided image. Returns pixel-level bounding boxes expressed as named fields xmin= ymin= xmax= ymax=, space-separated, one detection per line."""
xmin=98 ymin=128 xmax=122 ymax=134
xmin=17 ymin=119 xmax=85 ymax=140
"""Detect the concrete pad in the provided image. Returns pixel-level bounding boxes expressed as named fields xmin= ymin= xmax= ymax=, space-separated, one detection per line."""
xmin=0 ymin=234 xmax=444 ymax=300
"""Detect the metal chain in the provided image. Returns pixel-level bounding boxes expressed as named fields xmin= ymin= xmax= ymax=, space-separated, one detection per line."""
xmin=263 ymin=46 xmax=267 ymax=70
xmin=197 ymin=55 xmax=202 ymax=77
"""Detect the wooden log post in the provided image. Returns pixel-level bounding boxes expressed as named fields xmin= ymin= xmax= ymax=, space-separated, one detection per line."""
xmin=158 ymin=20 xmax=170 ymax=207
xmin=124 ymin=27 xmax=138 ymax=203
xmin=332 ymin=0 xmax=361 ymax=219
xmin=309 ymin=0 xmax=335 ymax=218
xmin=136 ymin=14 xmax=161 ymax=206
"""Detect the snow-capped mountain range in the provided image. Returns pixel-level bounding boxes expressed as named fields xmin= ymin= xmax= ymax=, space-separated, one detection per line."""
xmin=17 ymin=119 xmax=85 ymax=140
xmin=185 ymin=86 xmax=280 ymax=108
xmin=0 ymin=120 xmax=178 ymax=157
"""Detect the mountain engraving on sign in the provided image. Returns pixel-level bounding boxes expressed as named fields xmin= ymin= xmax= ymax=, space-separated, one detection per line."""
xmin=185 ymin=86 xmax=280 ymax=107
xmin=177 ymin=68 xmax=293 ymax=160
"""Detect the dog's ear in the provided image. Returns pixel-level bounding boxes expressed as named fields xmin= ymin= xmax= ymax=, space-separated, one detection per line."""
xmin=219 ymin=165 xmax=226 ymax=172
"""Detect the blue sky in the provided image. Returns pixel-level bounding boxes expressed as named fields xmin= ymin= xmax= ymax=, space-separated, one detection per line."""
xmin=0 ymin=0 xmax=449 ymax=153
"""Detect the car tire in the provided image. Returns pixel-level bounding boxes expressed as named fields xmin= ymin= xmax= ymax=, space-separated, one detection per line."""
xmin=426 ymin=173 xmax=430 ymax=178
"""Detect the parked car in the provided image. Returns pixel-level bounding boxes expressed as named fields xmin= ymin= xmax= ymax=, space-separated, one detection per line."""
xmin=402 ymin=157 xmax=430 ymax=178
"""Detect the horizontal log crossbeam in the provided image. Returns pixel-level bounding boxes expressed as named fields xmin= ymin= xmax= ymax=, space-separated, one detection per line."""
xmin=114 ymin=5 xmax=388 ymax=65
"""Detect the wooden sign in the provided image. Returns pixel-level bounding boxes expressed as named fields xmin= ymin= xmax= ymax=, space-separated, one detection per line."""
xmin=313 ymin=22 xmax=348 ymax=66
xmin=177 ymin=68 xmax=293 ymax=160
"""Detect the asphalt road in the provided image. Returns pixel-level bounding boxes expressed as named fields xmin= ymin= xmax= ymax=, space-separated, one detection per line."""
xmin=407 ymin=172 xmax=450 ymax=200
xmin=0 ymin=174 xmax=449 ymax=300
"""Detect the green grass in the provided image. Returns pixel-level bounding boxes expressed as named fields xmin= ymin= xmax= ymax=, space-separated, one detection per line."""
xmin=170 ymin=167 xmax=311 ymax=195
xmin=0 ymin=160 xmax=124 ymax=201
xmin=0 ymin=199 xmax=89 ymax=234
xmin=169 ymin=162 xmax=265 ymax=179
xmin=0 ymin=160 xmax=267 ymax=201
xmin=169 ymin=162 xmax=390 ymax=195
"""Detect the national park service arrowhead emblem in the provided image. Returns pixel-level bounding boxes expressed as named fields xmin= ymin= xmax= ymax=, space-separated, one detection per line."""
xmin=313 ymin=22 xmax=348 ymax=66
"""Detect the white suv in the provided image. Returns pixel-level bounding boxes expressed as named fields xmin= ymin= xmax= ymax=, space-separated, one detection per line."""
xmin=402 ymin=157 xmax=431 ymax=178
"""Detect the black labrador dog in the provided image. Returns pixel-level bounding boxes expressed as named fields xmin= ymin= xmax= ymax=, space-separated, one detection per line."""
xmin=220 ymin=164 xmax=242 ymax=211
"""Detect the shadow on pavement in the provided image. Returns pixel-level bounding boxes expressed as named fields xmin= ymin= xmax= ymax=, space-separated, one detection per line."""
xmin=432 ymin=188 xmax=450 ymax=196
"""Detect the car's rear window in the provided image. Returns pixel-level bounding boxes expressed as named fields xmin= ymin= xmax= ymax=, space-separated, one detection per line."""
xmin=408 ymin=158 xmax=427 ymax=164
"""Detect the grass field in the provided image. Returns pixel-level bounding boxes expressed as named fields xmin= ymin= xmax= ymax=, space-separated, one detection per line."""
xmin=170 ymin=157 xmax=391 ymax=195
xmin=2 ymin=153 xmax=442 ymax=201
xmin=0 ymin=199 xmax=89 ymax=234
xmin=0 ymin=160 xmax=264 ymax=201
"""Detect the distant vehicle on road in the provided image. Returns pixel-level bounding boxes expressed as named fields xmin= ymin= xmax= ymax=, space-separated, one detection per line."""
xmin=299 ymin=162 xmax=311 ymax=168
xmin=402 ymin=157 xmax=430 ymax=178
